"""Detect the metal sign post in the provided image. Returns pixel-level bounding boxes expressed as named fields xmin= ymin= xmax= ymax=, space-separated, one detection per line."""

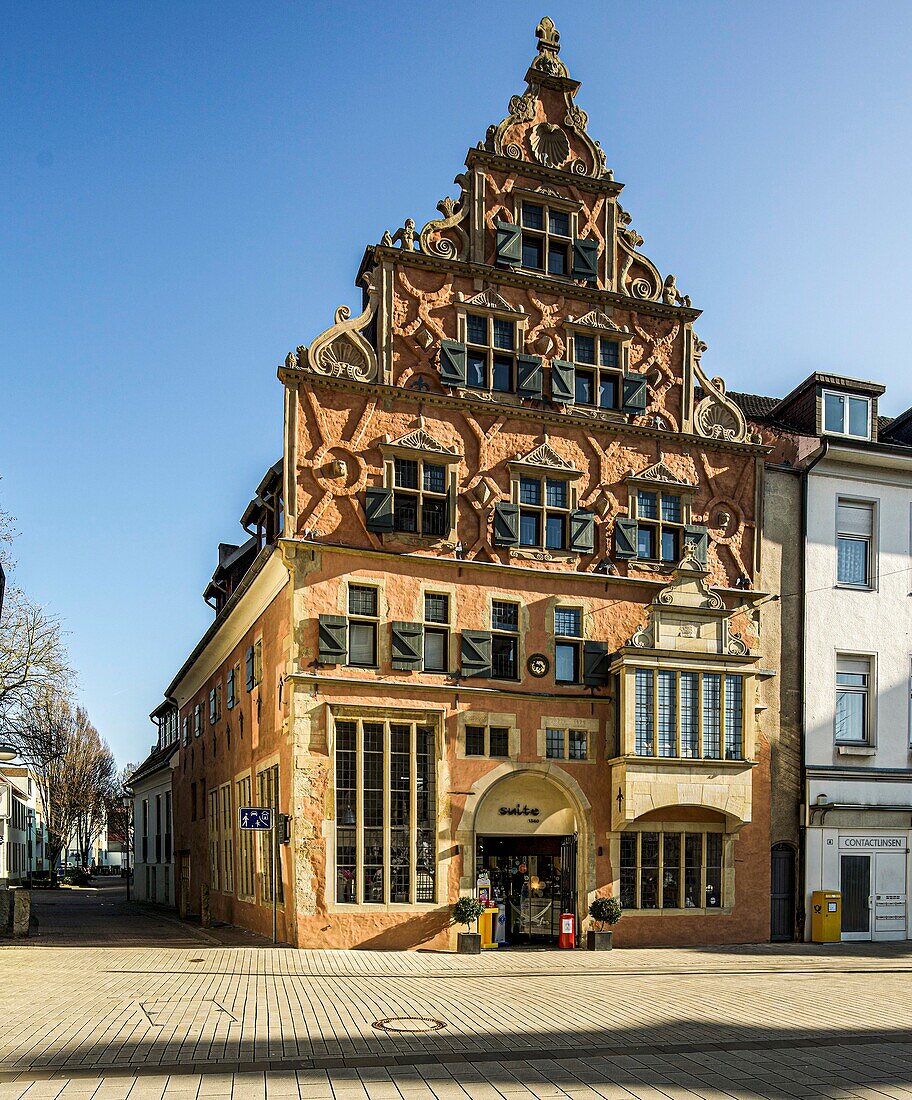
xmin=239 ymin=806 xmax=277 ymax=943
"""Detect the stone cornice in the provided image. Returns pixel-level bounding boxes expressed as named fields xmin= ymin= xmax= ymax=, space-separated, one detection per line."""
xmin=465 ymin=146 xmax=623 ymax=195
xmin=356 ymin=246 xmax=702 ymax=324
xmin=277 ymin=367 xmax=770 ymax=458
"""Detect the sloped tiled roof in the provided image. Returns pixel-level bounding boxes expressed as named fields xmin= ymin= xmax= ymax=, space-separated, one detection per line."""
xmin=128 ymin=740 xmax=178 ymax=788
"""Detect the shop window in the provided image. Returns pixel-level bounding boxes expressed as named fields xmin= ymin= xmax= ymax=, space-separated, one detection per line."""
xmin=465 ymin=313 xmax=518 ymax=393
xmin=835 ymin=655 xmax=872 ymax=743
xmin=570 ymin=331 xmax=622 ymax=409
xmin=491 ymin=601 xmax=519 ymax=680
xmin=423 ymin=593 xmax=449 ymax=672
xmin=393 ymin=457 xmax=449 ymax=537
xmin=554 ymin=606 xmax=582 ymax=684
xmin=334 ymin=717 xmax=437 ymax=905
xmin=620 ymin=830 xmax=724 ymax=910
xmin=633 ymin=669 xmax=744 ymax=760
xmin=823 ymin=390 xmax=871 ymax=440
xmin=545 ymin=728 xmax=588 ymax=761
xmin=518 ymin=476 xmax=571 ymax=550
xmin=837 ymin=499 xmax=874 ymax=588
xmin=465 ymin=723 xmax=510 ymax=758
xmin=348 ymin=585 xmax=379 ymax=668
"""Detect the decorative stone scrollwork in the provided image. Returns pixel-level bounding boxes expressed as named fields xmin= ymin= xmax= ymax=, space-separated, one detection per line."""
xmin=514 ymin=441 xmax=576 ymax=471
xmin=299 ymin=275 xmax=380 ymax=384
xmin=728 ymin=632 xmax=749 ymax=656
xmin=691 ymin=330 xmax=761 ymax=446
xmin=419 ymin=174 xmax=470 ymax=261
xmin=630 ymin=623 xmax=653 ymax=649
xmin=616 ymin=205 xmax=663 ymax=302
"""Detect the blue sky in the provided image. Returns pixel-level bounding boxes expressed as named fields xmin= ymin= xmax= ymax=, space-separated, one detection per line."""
xmin=2 ymin=1 xmax=911 ymax=768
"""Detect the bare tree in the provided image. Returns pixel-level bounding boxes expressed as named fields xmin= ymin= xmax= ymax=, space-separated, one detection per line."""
xmin=72 ymin=713 xmax=118 ymax=868
xmin=0 ymin=588 xmax=71 ymax=736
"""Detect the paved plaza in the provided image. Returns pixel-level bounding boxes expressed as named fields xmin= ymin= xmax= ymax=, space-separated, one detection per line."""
xmin=3 ymin=885 xmax=912 ymax=1098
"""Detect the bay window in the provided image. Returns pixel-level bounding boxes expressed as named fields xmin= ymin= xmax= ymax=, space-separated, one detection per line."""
xmin=632 ymin=669 xmax=745 ymax=760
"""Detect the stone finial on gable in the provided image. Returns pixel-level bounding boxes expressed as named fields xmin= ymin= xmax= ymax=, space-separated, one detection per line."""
xmin=531 ymin=17 xmax=569 ymax=79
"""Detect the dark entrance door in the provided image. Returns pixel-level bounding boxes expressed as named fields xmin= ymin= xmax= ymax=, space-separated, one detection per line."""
xmin=770 ymin=843 xmax=795 ymax=941
xmin=476 ymin=834 xmax=576 ymax=944
xmin=841 ymin=853 xmax=872 ymax=938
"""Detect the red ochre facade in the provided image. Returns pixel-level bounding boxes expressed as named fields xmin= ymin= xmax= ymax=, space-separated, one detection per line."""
xmin=169 ymin=19 xmax=778 ymax=949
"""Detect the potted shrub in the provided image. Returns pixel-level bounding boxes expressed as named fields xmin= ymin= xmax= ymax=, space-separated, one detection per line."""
xmin=452 ymin=896 xmax=486 ymax=954
xmin=587 ymin=896 xmax=622 ymax=950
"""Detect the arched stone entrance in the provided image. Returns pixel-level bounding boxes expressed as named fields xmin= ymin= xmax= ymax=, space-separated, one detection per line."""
xmin=454 ymin=764 xmax=594 ymax=944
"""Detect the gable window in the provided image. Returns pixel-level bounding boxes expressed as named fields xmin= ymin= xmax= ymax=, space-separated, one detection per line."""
xmin=334 ymin=717 xmax=437 ymax=905
xmin=635 ymin=489 xmax=683 ymax=562
xmin=837 ymin=499 xmax=874 ymax=588
xmin=348 ymin=585 xmax=379 ymax=668
xmin=823 ymin=391 xmax=871 ymax=440
xmin=464 ymin=724 xmax=510 ymax=759
xmin=835 ymin=655 xmax=871 ymax=744
xmin=423 ymin=593 xmax=449 ymax=673
xmin=634 ymin=669 xmax=744 ymax=760
xmin=554 ymin=606 xmax=582 ymax=684
xmin=491 ymin=600 xmax=519 ymax=680
xmin=521 ymin=201 xmax=572 ymax=276
xmin=393 ymin=457 xmax=449 ymax=537
xmin=571 ymin=331 xmax=622 ymax=409
xmin=466 ymin=313 xmax=517 ymax=393
xmin=519 ymin=476 xmax=571 ymax=550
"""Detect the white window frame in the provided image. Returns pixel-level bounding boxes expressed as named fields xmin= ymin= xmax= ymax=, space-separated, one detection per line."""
xmin=822 ymin=389 xmax=872 ymax=440
xmin=835 ymin=497 xmax=875 ymax=590
xmin=835 ymin=653 xmax=874 ymax=745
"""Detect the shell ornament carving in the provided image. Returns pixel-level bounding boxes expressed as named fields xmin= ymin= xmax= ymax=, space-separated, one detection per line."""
xmin=530 ymin=122 xmax=570 ymax=168
xmin=690 ymin=346 xmax=760 ymax=445
xmin=303 ymin=277 xmax=380 ymax=384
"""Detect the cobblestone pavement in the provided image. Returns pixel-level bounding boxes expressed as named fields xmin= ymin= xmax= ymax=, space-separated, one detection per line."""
xmin=4 ymin=886 xmax=912 ymax=1097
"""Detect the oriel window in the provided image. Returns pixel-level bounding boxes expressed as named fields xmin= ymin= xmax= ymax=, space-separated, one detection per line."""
xmin=393 ymin=457 xmax=449 ymax=538
xmin=520 ymin=202 xmax=571 ymax=276
xmin=571 ymin=331 xmax=622 ymax=409
xmin=465 ymin=312 xmax=518 ymax=393
xmin=633 ymin=669 xmax=744 ymax=760
xmin=518 ymin=476 xmax=571 ymax=550
xmin=334 ymin=717 xmax=437 ymax=906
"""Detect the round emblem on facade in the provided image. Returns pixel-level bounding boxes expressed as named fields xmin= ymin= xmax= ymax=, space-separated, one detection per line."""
xmin=527 ymin=653 xmax=550 ymax=678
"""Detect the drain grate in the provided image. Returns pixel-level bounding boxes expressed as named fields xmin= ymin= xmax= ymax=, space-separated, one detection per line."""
xmin=372 ymin=1016 xmax=447 ymax=1034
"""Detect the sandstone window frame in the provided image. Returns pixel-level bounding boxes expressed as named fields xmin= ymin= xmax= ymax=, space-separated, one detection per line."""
xmin=511 ymin=190 xmax=583 ymax=279
xmin=453 ymin=299 xmax=529 ymax=399
xmin=456 ymin=710 xmax=520 ymax=761
xmin=422 ymin=591 xmax=451 ymax=673
xmin=505 ymin=449 xmax=585 ymax=558
xmin=379 ymin=441 xmax=460 ymax=544
xmin=563 ymin=322 xmax=633 ymax=411
xmin=256 ymin=761 xmax=284 ymax=906
xmin=618 ymin=825 xmax=728 ymax=913
xmin=235 ymin=772 xmax=256 ymax=901
xmin=331 ymin=709 xmax=440 ymax=910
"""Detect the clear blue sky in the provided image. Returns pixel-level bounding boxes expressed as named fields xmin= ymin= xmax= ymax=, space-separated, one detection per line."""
xmin=3 ymin=1 xmax=911 ymax=768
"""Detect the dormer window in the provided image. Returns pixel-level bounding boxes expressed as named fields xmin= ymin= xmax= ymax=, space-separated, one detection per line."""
xmin=521 ymin=202 xmax=571 ymax=276
xmin=823 ymin=391 xmax=871 ymax=440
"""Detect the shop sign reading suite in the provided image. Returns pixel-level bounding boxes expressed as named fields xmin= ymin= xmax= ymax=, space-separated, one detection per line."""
xmin=499 ymin=803 xmax=541 ymax=824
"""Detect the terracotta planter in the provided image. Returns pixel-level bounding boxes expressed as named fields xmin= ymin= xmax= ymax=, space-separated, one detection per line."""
xmin=587 ymin=929 xmax=614 ymax=951
xmin=457 ymin=932 xmax=482 ymax=954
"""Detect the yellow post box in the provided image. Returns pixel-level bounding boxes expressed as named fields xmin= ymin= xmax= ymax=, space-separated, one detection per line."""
xmin=479 ymin=907 xmax=500 ymax=949
xmin=810 ymin=890 xmax=842 ymax=942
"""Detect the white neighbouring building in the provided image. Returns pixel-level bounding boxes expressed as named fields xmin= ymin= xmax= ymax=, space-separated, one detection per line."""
xmin=744 ymin=372 xmax=912 ymax=941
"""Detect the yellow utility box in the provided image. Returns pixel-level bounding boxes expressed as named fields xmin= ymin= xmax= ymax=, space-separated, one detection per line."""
xmin=810 ymin=890 xmax=842 ymax=942
xmin=479 ymin=907 xmax=500 ymax=949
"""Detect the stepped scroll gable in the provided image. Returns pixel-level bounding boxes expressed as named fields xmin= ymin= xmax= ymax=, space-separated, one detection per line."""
xmin=276 ymin=18 xmax=775 ymax=949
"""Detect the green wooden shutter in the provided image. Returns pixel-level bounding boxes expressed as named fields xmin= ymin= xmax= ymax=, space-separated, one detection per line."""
xmin=622 ymin=372 xmax=648 ymax=414
xmin=551 ymin=359 xmax=575 ymax=404
xmin=493 ymin=502 xmax=520 ymax=546
xmin=318 ymin=614 xmax=347 ymax=664
xmin=226 ymin=668 xmax=235 ymax=709
xmin=391 ymin=621 xmax=423 ymax=670
xmin=583 ymin=641 xmax=611 ymax=686
xmin=684 ymin=524 xmax=709 ymax=565
xmin=516 ymin=354 xmax=543 ymax=400
xmin=365 ymin=486 xmax=394 ymax=532
xmin=614 ymin=517 xmax=638 ymax=559
xmin=461 ymin=630 xmax=492 ymax=678
xmin=568 ymin=509 xmax=596 ymax=553
xmin=495 ymin=219 xmax=522 ymax=267
xmin=208 ymin=688 xmax=216 ymax=724
xmin=439 ymin=339 xmax=467 ymax=386
xmin=245 ymin=646 xmax=255 ymax=691
xmin=572 ymin=238 xmax=599 ymax=283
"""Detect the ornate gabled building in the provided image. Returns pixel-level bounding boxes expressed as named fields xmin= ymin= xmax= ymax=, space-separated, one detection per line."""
xmin=267 ymin=18 xmax=775 ymax=948
xmin=156 ymin=18 xmax=783 ymax=948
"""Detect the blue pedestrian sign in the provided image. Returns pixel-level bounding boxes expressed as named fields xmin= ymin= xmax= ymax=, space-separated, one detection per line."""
xmin=239 ymin=807 xmax=273 ymax=830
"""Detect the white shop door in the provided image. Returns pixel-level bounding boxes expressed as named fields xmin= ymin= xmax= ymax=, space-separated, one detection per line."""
xmin=874 ymin=851 xmax=907 ymax=941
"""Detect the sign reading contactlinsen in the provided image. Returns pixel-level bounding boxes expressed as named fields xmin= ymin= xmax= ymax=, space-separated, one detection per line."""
xmin=839 ymin=835 xmax=907 ymax=850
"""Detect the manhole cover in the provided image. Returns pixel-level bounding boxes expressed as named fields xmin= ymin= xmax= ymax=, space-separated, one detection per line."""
xmin=372 ymin=1016 xmax=447 ymax=1034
